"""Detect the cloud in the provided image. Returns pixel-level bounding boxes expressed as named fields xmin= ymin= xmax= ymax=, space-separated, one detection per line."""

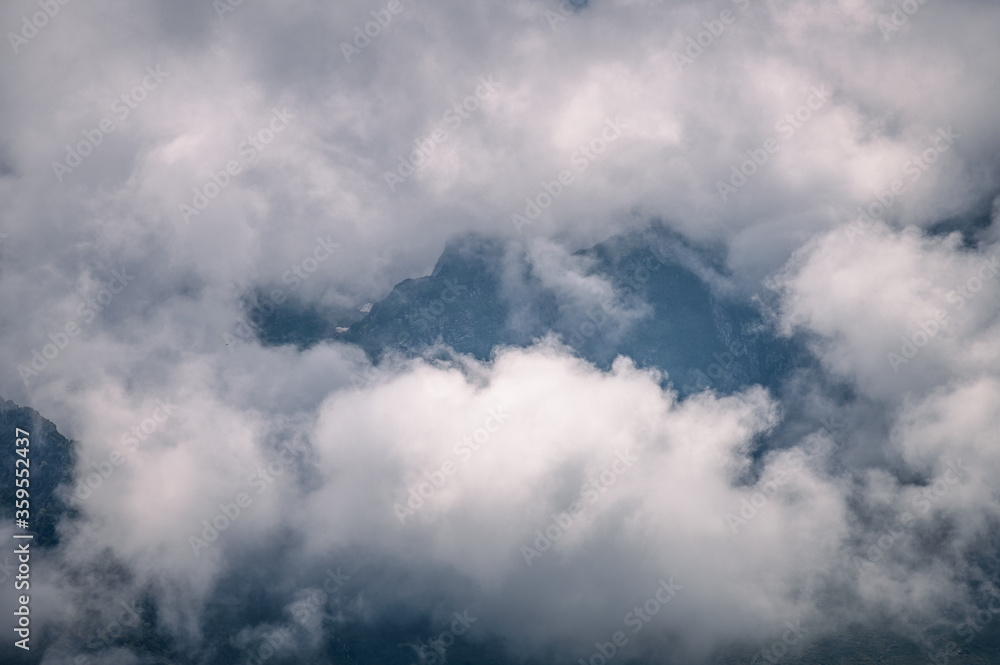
xmin=773 ymin=223 xmax=1000 ymax=401
xmin=18 ymin=338 xmax=843 ymax=661
xmin=2 ymin=0 xmax=1000 ymax=662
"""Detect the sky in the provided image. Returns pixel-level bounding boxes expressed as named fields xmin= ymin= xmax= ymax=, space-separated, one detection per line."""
xmin=1 ymin=0 xmax=1000 ymax=663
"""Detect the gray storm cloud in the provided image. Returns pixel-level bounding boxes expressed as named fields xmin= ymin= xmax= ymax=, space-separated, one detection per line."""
xmin=1 ymin=0 xmax=999 ymax=663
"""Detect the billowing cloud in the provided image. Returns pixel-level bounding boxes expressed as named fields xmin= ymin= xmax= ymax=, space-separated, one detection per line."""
xmin=2 ymin=0 xmax=1000 ymax=663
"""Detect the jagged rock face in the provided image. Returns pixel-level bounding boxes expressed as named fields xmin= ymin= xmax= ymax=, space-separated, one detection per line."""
xmin=0 ymin=398 xmax=75 ymax=548
xmin=272 ymin=225 xmax=810 ymax=397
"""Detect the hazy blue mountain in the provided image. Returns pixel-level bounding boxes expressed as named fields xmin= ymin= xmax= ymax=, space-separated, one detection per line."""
xmin=338 ymin=234 xmax=511 ymax=362
xmin=0 ymin=396 xmax=75 ymax=548
xmin=256 ymin=223 xmax=813 ymax=399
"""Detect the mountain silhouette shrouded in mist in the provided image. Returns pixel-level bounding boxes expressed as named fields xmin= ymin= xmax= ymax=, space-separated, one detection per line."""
xmin=256 ymin=223 xmax=812 ymax=399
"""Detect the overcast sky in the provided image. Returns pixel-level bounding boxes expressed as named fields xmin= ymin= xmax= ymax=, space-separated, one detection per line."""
xmin=2 ymin=0 xmax=1000 ymax=663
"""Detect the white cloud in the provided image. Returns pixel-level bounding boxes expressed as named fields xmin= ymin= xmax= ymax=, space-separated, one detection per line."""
xmin=2 ymin=0 xmax=1000 ymax=661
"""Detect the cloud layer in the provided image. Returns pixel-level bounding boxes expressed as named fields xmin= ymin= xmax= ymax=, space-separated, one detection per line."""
xmin=2 ymin=0 xmax=1000 ymax=663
